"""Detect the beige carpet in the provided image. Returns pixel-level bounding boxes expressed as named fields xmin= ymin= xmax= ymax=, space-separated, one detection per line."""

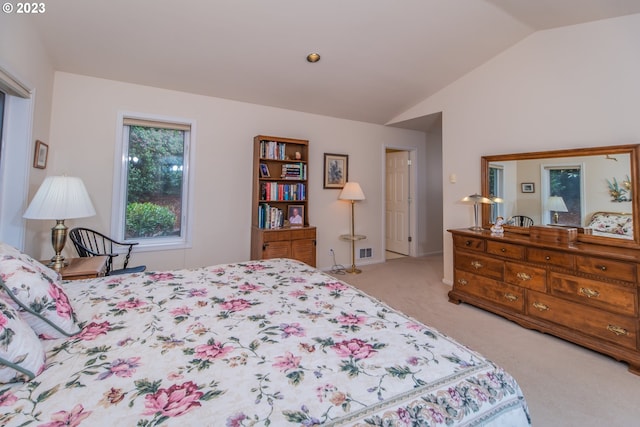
xmin=331 ymin=255 xmax=640 ymax=426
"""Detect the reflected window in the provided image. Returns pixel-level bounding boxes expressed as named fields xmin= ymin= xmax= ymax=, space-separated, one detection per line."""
xmin=488 ymin=165 xmax=504 ymax=222
xmin=543 ymin=165 xmax=582 ymax=225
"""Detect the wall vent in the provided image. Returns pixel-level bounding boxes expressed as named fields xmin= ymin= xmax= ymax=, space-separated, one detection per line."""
xmin=359 ymin=248 xmax=372 ymax=258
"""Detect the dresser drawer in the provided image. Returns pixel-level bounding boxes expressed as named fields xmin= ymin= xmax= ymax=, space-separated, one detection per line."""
xmin=453 ymin=235 xmax=485 ymax=252
xmin=455 ymin=251 xmax=503 ymax=280
xmin=504 ymin=261 xmax=547 ymax=292
xmin=486 ymin=241 xmax=525 ymax=260
xmin=454 ymin=270 xmax=524 ymax=313
xmin=527 ymin=248 xmax=575 ymax=269
xmin=550 ymin=272 xmax=637 ymax=316
xmin=527 ymin=291 xmax=637 ymax=350
xmin=575 ymin=255 xmax=636 ymax=283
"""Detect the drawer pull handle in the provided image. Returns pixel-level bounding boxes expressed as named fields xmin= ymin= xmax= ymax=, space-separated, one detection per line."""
xmin=532 ymin=302 xmax=549 ymax=312
xmin=595 ymin=264 xmax=607 ymax=271
xmin=579 ymin=287 xmax=600 ymax=298
xmin=470 ymin=261 xmax=483 ymax=270
xmin=504 ymin=293 xmax=518 ymax=302
xmin=500 ymin=248 xmax=507 ymax=252
xmin=465 ymin=240 xmax=472 ymax=246
xmin=457 ymin=278 xmax=468 ymax=286
xmin=516 ymin=272 xmax=531 ymax=281
xmin=607 ymin=325 xmax=629 ymax=337
xmin=545 ymin=256 xmax=551 ymax=261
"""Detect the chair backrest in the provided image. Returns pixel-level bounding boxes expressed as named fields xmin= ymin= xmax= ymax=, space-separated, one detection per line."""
xmin=69 ymin=228 xmax=135 ymax=274
xmin=509 ymin=215 xmax=534 ymax=227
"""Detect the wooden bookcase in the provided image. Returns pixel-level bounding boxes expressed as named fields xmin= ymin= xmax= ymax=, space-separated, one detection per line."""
xmin=251 ymin=135 xmax=316 ymax=266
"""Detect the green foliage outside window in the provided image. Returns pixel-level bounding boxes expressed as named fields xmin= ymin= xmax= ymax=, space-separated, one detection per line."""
xmin=126 ymin=202 xmax=176 ymax=238
xmin=125 ymin=125 xmax=184 ymax=238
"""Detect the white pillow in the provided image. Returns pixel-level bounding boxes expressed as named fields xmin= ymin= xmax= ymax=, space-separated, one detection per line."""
xmin=0 ymin=298 xmax=46 ymax=383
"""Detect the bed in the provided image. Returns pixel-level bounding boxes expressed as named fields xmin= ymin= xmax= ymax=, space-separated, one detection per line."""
xmin=586 ymin=211 xmax=633 ymax=239
xmin=0 ymin=244 xmax=530 ymax=426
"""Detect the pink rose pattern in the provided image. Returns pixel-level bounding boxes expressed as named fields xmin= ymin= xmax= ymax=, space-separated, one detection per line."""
xmin=142 ymin=381 xmax=203 ymax=418
xmin=0 ymin=258 xmax=528 ymax=426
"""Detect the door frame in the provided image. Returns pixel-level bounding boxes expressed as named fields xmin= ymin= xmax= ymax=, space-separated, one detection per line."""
xmin=382 ymin=145 xmax=417 ymax=257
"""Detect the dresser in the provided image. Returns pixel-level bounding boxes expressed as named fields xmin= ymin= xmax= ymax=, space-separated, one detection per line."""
xmin=449 ymin=228 xmax=640 ymax=375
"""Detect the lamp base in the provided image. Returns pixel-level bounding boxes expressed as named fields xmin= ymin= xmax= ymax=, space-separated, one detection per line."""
xmin=47 ymin=257 xmax=69 ymax=272
xmin=468 ymin=226 xmax=484 ymax=231
xmin=345 ymin=267 xmax=362 ymax=274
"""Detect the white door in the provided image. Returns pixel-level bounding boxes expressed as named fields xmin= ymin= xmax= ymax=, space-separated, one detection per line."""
xmin=385 ymin=150 xmax=410 ymax=255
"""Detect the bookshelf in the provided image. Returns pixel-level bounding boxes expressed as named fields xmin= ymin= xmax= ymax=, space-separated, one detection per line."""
xmin=251 ymin=135 xmax=316 ymax=266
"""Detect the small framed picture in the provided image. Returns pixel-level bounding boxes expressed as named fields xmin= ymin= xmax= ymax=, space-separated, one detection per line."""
xmin=33 ymin=140 xmax=49 ymax=169
xmin=521 ymin=182 xmax=535 ymax=193
xmin=323 ymin=153 xmax=348 ymax=189
xmin=287 ymin=205 xmax=304 ymax=226
xmin=259 ymin=163 xmax=270 ymax=178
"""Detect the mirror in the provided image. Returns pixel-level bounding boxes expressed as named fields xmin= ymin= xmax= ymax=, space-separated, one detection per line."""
xmin=481 ymin=144 xmax=639 ymax=248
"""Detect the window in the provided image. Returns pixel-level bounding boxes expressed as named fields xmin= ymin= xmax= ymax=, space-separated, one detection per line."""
xmin=542 ymin=164 xmax=583 ymax=226
xmin=113 ymin=113 xmax=194 ymax=250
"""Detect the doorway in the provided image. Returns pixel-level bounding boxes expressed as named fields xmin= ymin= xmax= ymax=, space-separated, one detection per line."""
xmin=385 ymin=148 xmax=411 ymax=259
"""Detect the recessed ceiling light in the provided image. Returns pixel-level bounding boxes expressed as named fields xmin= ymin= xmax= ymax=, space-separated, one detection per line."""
xmin=306 ymin=53 xmax=321 ymax=63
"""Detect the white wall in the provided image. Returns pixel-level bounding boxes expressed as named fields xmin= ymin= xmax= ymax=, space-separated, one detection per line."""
xmin=47 ymin=72 xmax=426 ymax=271
xmin=0 ymin=14 xmax=55 ymax=250
xmin=390 ymin=13 xmax=640 ymax=283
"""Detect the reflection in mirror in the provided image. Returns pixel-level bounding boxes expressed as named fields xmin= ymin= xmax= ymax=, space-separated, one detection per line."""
xmin=481 ymin=144 xmax=639 ymax=248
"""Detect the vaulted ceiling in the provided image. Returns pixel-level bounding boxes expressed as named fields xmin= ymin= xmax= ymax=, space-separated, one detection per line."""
xmin=27 ymin=0 xmax=640 ymax=125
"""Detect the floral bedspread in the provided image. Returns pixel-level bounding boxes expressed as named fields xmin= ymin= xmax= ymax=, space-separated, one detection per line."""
xmin=0 ymin=258 xmax=530 ymax=426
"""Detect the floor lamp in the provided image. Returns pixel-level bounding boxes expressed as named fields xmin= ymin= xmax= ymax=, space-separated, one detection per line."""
xmin=23 ymin=176 xmax=96 ymax=271
xmin=339 ymin=182 xmax=366 ymax=274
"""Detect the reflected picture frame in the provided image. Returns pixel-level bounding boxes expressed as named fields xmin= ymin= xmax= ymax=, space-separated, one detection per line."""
xmin=33 ymin=140 xmax=49 ymax=169
xmin=521 ymin=182 xmax=535 ymax=193
xmin=323 ymin=153 xmax=348 ymax=189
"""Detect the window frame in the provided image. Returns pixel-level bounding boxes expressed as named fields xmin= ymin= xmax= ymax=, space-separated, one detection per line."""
xmin=112 ymin=111 xmax=196 ymax=252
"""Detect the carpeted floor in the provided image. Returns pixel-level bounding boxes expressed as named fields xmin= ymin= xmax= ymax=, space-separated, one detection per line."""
xmin=331 ymin=254 xmax=640 ymax=426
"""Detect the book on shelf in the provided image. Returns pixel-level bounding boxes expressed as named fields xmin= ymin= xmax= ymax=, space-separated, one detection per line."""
xmin=260 ymin=140 xmax=289 ymax=160
xmin=259 ymin=182 xmax=306 ymax=201
xmin=257 ymin=203 xmax=285 ymax=229
xmin=280 ymin=163 xmax=306 ymax=179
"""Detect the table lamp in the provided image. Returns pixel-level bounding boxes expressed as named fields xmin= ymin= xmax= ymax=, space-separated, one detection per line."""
xmin=547 ymin=196 xmax=568 ymax=224
xmin=339 ymin=182 xmax=365 ymax=274
xmin=23 ymin=176 xmax=96 ymax=271
xmin=461 ymin=193 xmax=493 ymax=230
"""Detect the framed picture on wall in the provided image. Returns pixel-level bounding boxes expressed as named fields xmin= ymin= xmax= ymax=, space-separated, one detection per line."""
xmin=521 ymin=182 xmax=535 ymax=193
xmin=323 ymin=153 xmax=348 ymax=189
xmin=33 ymin=140 xmax=49 ymax=169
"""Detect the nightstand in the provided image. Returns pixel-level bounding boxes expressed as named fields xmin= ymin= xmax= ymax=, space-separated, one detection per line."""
xmin=43 ymin=256 xmax=108 ymax=280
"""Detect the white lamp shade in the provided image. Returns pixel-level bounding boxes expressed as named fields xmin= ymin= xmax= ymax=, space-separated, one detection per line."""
xmin=23 ymin=176 xmax=96 ymax=220
xmin=546 ymin=196 xmax=568 ymax=212
xmin=339 ymin=182 xmax=365 ymax=201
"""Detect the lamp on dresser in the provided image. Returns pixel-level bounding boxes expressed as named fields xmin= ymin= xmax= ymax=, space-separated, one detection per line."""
xmin=547 ymin=196 xmax=568 ymax=224
xmin=461 ymin=193 xmax=494 ymax=230
xmin=23 ymin=176 xmax=96 ymax=271
xmin=339 ymin=182 xmax=366 ymax=274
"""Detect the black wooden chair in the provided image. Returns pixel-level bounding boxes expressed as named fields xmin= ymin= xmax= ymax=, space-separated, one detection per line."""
xmin=69 ymin=228 xmax=146 ymax=275
xmin=508 ymin=215 xmax=534 ymax=227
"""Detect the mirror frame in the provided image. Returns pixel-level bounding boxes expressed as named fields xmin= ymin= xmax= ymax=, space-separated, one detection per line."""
xmin=481 ymin=144 xmax=640 ymax=248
